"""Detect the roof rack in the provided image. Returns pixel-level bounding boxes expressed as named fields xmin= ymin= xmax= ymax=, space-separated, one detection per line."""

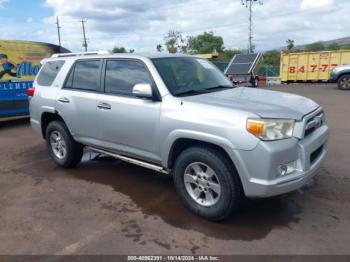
xmin=51 ymin=50 xmax=111 ymax=58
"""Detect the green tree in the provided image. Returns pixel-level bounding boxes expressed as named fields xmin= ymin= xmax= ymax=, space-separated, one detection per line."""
xmin=156 ymin=44 xmax=163 ymax=52
xmin=327 ymin=43 xmax=340 ymax=50
xmin=164 ymin=30 xmax=186 ymax=54
xmin=342 ymin=44 xmax=350 ymax=50
xmin=262 ymin=50 xmax=280 ymax=66
xmin=112 ymin=46 xmax=127 ymax=53
xmin=218 ymin=49 xmax=242 ymax=61
xmin=286 ymin=39 xmax=294 ymax=51
xmin=129 ymin=49 xmax=135 ymax=53
xmin=306 ymin=42 xmax=325 ymax=52
xmin=188 ymin=32 xmax=224 ymax=54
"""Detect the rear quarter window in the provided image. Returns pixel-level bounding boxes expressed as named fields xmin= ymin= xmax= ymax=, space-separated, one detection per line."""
xmin=64 ymin=59 xmax=101 ymax=92
xmin=37 ymin=60 xmax=65 ymax=86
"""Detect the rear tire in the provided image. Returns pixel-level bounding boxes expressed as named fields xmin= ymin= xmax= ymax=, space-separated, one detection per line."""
xmin=173 ymin=146 xmax=243 ymax=221
xmin=337 ymin=74 xmax=350 ymax=90
xmin=45 ymin=121 xmax=83 ymax=168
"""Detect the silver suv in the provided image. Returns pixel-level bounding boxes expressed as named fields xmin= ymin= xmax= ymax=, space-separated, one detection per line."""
xmin=29 ymin=52 xmax=329 ymax=221
xmin=329 ymin=64 xmax=350 ymax=90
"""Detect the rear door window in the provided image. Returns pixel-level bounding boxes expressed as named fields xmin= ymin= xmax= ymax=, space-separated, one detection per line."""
xmin=65 ymin=60 xmax=101 ymax=92
xmin=104 ymin=60 xmax=153 ymax=96
xmin=37 ymin=60 xmax=65 ymax=86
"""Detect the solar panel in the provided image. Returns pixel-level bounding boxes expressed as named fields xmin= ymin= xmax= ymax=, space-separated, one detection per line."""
xmin=224 ymin=53 xmax=262 ymax=75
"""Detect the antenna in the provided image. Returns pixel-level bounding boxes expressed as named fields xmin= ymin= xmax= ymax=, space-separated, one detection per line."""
xmin=80 ymin=19 xmax=88 ymax=52
xmin=241 ymin=0 xmax=263 ymax=54
xmin=55 ymin=16 xmax=62 ymax=52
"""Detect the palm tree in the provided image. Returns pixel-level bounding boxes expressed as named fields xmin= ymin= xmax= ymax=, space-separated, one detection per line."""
xmin=286 ymin=39 xmax=294 ymax=51
xmin=156 ymin=44 xmax=163 ymax=53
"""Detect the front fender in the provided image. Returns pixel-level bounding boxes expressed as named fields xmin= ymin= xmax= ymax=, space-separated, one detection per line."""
xmin=161 ymin=129 xmax=236 ymax=168
xmin=331 ymin=70 xmax=350 ymax=82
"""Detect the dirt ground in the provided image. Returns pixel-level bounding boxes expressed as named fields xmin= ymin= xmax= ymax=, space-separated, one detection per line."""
xmin=0 ymin=83 xmax=349 ymax=255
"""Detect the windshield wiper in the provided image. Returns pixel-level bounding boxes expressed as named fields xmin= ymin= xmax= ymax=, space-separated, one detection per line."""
xmin=175 ymin=89 xmax=204 ymax=97
xmin=175 ymin=85 xmax=234 ymax=97
xmin=201 ymin=85 xmax=234 ymax=93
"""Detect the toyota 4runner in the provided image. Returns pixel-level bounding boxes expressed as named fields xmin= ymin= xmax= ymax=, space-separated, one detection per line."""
xmin=29 ymin=52 xmax=329 ymax=221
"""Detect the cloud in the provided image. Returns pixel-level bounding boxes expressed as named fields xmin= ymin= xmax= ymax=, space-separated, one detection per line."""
xmin=0 ymin=0 xmax=8 ymax=9
xmin=27 ymin=17 xmax=33 ymax=23
xmin=301 ymin=0 xmax=334 ymax=10
xmin=1 ymin=0 xmax=349 ymax=52
xmin=41 ymin=0 xmax=350 ymax=52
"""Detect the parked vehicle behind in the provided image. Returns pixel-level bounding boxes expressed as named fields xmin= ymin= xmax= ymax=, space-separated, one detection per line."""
xmin=29 ymin=52 xmax=329 ymax=221
xmin=0 ymin=80 xmax=32 ymax=119
xmin=329 ymin=65 xmax=350 ymax=90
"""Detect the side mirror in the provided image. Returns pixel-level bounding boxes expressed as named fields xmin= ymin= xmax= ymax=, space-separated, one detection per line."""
xmin=132 ymin=83 xmax=153 ymax=99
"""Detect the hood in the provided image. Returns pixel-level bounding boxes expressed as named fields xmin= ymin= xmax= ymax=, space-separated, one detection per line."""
xmin=181 ymin=87 xmax=319 ymax=120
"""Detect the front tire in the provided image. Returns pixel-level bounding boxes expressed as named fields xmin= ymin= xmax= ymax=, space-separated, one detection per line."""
xmin=337 ymin=74 xmax=350 ymax=90
xmin=173 ymin=147 xmax=243 ymax=221
xmin=45 ymin=121 xmax=83 ymax=168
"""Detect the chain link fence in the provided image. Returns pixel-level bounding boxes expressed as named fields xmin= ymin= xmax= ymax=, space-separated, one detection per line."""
xmin=212 ymin=60 xmax=280 ymax=78
xmin=258 ymin=66 xmax=280 ymax=77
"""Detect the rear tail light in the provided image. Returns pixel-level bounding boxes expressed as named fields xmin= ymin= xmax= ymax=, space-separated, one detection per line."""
xmin=27 ymin=87 xmax=35 ymax=98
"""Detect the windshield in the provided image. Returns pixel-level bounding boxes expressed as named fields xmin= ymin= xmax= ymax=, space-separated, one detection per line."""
xmin=152 ymin=57 xmax=234 ymax=96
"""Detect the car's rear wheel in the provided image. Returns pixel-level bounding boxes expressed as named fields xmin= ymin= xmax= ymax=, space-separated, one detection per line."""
xmin=173 ymin=146 xmax=243 ymax=221
xmin=337 ymin=74 xmax=350 ymax=90
xmin=45 ymin=121 xmax=83 ymax=168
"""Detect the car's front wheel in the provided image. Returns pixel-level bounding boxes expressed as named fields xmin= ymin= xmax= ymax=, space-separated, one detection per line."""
xmin=173 ymin=146 xmax=243 ymax=221
xmin=337 ymin=74 xmax=350 ymax=90
xmin=45 ymin=121 xmax=83 ymax=168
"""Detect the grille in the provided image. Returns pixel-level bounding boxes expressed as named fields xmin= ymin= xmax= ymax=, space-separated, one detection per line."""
xmin=310 ymin=145 xmax=324 ymax=165
xmin=304 ymin=111 xmax=324 ymax=138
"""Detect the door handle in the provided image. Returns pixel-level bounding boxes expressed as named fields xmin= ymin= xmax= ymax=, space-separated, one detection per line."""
xmin=57 ymin=97 xmax=70 ymax=103
xmin=97 ymin=102 xmax=112 ymax=110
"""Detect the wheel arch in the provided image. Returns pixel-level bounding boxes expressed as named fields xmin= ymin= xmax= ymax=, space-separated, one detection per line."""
xmin=166 ymin=137 xmax=247 ymax=195
xmin=336 ymin=71 xmax=350 ymax=81
xmin=167 ymin=138 xmax=234 ymax=168
xmin=41 ymin=112 xmax=65 ymax=139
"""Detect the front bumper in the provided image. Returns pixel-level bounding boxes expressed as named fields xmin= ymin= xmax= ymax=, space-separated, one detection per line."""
xmin=329 ymin=72 xmax=338 ymax=82
xmin=234 ymin=124 xmax=329 ymax=198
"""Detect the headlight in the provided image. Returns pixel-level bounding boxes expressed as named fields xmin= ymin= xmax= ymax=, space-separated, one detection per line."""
xmin=246 ymin=118 xmax=295 ymax=141
xmin=331 ymin=67 xmax=339 ymax=74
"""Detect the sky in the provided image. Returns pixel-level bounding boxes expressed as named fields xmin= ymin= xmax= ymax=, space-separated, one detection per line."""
xmin=0 ymin=0 xmax=349 ymax=52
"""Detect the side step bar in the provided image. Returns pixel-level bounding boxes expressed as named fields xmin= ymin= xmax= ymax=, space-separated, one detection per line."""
xmin=88 ymin=147 xmax=169 ymax=174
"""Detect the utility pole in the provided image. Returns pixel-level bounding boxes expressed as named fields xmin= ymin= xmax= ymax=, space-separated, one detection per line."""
xmin=241 ymin=0 xmax=263 ymax=54
xmin=55 ymin=16 xmax=62 ymax=52
xmin=80 ymin=19 xmax=88 ymax=52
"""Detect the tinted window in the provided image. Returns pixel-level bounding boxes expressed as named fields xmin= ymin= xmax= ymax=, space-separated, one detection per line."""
xmin=105 ymin=60 xmax=153 ymax=96
xmin=37 ymin=60 xmax=65 ymax=86
xmin=152 ymin=57 xmax=233 ymax=96
xmin=65 ymin=60 xmax=100 ymax=91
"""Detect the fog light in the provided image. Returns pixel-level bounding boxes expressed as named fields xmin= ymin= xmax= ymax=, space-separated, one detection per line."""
xmin=278 ymin=161 xmax=297 ymax=176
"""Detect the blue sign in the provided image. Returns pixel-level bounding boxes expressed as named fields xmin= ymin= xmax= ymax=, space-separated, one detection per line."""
xmin=0 ymin=81 xmax=33 ymax=93
xmin=0 ymin=81 xmax=33 ymax=117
